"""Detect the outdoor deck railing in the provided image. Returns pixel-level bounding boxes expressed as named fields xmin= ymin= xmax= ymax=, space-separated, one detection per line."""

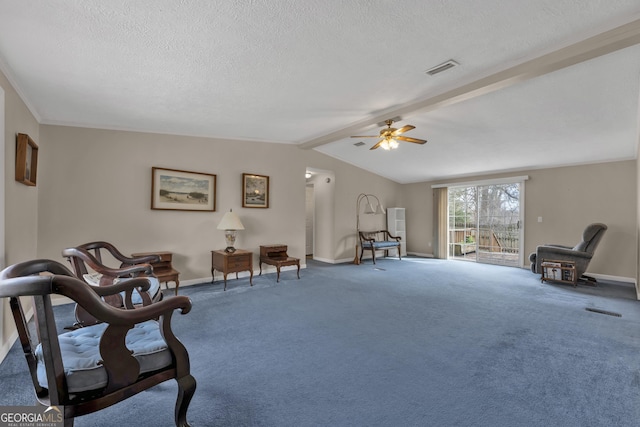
xmin=450 ymin=227 xmax=519 ymax=253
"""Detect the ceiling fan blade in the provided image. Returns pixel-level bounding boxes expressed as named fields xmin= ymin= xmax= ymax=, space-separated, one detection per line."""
xmin=351 ymin=135 xmax=379 ymax=138
xmin=370 ymin=139 xmax=385 ymax=150
xmin=396 ymin=136 xmax=427 ymax=144
xmin=391 ymin=125 xmax=415 ymax=136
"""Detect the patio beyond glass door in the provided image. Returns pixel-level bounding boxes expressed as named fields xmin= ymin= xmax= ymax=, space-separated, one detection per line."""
xmin=448 ymin=182 xmax=522 ymax=267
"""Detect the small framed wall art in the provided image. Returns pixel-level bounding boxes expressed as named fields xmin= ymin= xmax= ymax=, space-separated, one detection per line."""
xmin=242 ymin=173 xmax=269 ymax=208
xmin=151 ymin=167 xmax=217 ymax=211
xmin=15 ymin=133 xmax=39 ymax=186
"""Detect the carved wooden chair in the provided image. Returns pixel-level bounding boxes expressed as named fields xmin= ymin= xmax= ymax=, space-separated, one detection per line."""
xmin=62 ymin=242 xmax=163 ymax=326
xmin=0 ymin=259 xmax=196 ymax=427
xmin=358 ymin=230 xmax=402 ymax=264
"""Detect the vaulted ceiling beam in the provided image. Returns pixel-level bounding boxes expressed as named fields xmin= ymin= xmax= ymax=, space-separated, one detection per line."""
xmin=298 ymin=17 xmax=640 ymax=150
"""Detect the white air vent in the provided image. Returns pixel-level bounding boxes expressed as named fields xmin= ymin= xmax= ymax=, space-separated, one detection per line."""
xmin=425 ymin=60 xmax=459 ymax=76
xmin=353 ymin=141 xmax=366 ymax=147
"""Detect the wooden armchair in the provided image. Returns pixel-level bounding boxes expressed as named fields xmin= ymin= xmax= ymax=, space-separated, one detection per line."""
xmin=0 ymin=259 xmax=196 ymax=427
xmin=62 ymin=242 xmax=163 ymax=326
xmin=358 ymin=230 xmax=402 ymax=264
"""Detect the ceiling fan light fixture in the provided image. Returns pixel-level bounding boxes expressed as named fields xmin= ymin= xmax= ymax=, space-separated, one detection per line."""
xmin=380 ymin=138 xmax=398 ymax=150
xmin=354 ymin=119 xmax=427 ymax=150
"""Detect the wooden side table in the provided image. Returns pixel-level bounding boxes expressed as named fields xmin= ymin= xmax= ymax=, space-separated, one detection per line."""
xmin=259 ymin=244 xmax=300 ymax=282
xmin=131 ymin=251 xmax=181 ymax=295
xmin=211 ymin=249 xmax=253 ymax=291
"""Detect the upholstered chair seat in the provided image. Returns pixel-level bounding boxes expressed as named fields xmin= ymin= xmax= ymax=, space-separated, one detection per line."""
xmin=35 ymin=320 xmax=171 ymax=393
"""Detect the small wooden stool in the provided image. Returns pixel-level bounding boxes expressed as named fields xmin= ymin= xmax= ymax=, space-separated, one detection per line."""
xmin=259 ymin=245 xmax=300 ymax=282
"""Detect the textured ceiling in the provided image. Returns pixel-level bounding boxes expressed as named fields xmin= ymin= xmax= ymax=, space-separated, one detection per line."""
xmin=0 ymin=1 xmax=639 ymax=183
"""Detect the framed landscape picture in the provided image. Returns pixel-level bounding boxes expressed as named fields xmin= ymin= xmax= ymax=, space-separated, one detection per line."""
xmin=15 ymin=133 xmax=38 ymax=186
xmin=151 ymin=167 xmax=216 ymax=211
xmin=242 ymin=173 xmax=269 ymax=208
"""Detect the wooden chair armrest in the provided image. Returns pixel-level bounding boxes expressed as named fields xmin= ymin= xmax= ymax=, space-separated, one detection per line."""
xmin=381 ymin=230 xmax=401 ymax=241
xmin=101 ymin=263 xmax=153 ymax=279
xmin=359 ymin=232 xmax=377 ymax=242
xmin=120 ymin=254 xmax=161 ymax=267
xmin=62 ymin=247 xmax=153 ymax=278
xmin=88 ymin=277 xmax=151 ymax=296
xmin=88 ymin=276 xmax=154 ymax=309
xmin=52 ymin=275 xmax=191 ymax=325
xmin=77 ymin=241 xmax=159 ymax=265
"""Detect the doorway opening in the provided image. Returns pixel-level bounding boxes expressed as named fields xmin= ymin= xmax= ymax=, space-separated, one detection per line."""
xmin=305 ymin=183 xmax=314 ymax=257
xmin=305 ymin=167 xmax=335 ymax=262
xmin=448 ymin=181 xmax=523 ymax=267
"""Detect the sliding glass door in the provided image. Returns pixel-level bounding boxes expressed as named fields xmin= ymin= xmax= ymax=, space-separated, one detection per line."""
xmin=448 ymin=182 xmax=522 ymax=267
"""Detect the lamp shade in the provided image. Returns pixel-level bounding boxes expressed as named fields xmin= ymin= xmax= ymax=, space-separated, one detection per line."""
xmin=217 ymin=210 xmax=245 ymax=230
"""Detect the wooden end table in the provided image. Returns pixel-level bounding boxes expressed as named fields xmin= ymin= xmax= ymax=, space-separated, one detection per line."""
xmin=211 ymin=249 xmax=253 ymax=291
xmin=131 ymin=251 xmax=181 ymax=295
xmin=259 ymin=244 xmax=300 ymax=283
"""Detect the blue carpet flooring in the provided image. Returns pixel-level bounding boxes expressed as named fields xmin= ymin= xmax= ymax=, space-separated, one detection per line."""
xmin=1 ymin=257 xmax=640 ymax=426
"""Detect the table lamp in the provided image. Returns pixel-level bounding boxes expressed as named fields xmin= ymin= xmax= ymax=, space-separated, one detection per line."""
xmin=217 ymin=209 xmax=245 ymax=253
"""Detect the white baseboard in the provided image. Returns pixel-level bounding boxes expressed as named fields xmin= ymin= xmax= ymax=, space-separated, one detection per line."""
xmin=586 ymin=273 xmax=636 ymax=285
xmin=407 ymin=252 xmax=434 ymax=258
xmin=313 ymin=256 xmax=353 ymax=264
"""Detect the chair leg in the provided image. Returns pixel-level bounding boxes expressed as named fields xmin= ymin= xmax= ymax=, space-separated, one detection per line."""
xmin=371 ymin=248 xmax=376 ymax=264
xmin=175 ymin=374 xmax=197 ymax=427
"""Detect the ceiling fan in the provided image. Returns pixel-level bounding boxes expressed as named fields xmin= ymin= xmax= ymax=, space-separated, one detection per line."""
xmin=351 ymin=119 xmax=427 ymax=150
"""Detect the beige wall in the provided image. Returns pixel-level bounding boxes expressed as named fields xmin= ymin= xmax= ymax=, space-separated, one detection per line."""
xmin=401 ymin=161 xmax=637 ymax=280
xmin=2 ymin=72 xmax=40 ymax=266
xmin=399 ymin=182 xmax=434 ymax=257
xmin=1 ymin=69 xmax=40 ymax=360
xmin=37 ymin=125 xmax=402 ymax=280
xmin=524 ymin=162 xmax=636 ymax=279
